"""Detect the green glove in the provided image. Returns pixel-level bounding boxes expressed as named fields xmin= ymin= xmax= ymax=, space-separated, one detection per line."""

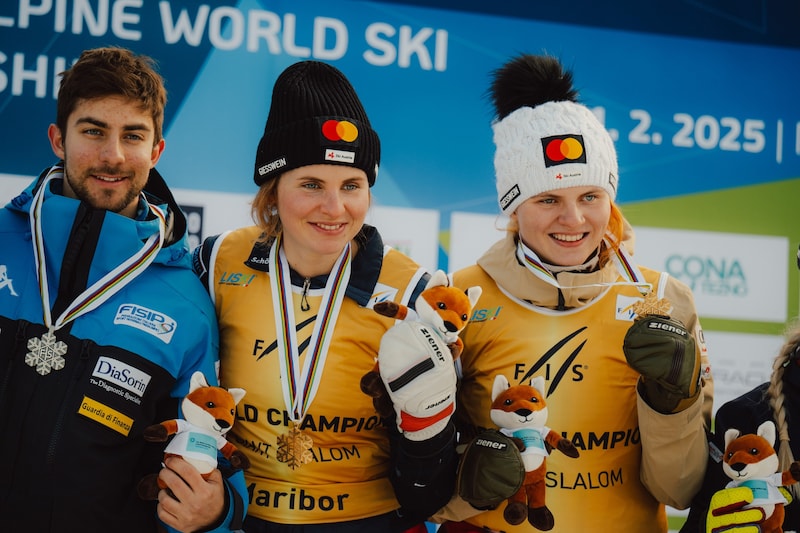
xmin=622 ymin=314 xmax=700 ymax=413
xmin=457 ymin=430 xmax=525 ymax=510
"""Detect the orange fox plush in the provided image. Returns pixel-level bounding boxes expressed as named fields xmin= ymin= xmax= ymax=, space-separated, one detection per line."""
xmin=720 ymin=420 xmax=800 ymax=533
xmin=360 ymin=270 xmax=481 ymax=419
xmin=490 ymin=374 xmax=579 ymax=531
xmin=137 ymin=371 xmax=250 ymax=500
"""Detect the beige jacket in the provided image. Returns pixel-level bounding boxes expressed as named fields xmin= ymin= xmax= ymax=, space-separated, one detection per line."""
xmin=435 ymin=224 xmax=713 ymax=527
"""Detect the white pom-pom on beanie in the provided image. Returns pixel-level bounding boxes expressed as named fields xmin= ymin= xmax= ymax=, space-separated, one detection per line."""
xmin=493 ymin=99 xmax=618 ymax=214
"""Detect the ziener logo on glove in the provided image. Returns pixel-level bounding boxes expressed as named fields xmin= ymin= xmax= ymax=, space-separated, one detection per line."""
xmin=420 ymin=327 xmax=446 ymax=362
xmin=646 ymin=321 xmax=686 ymax=336
xmin=475 ymin=438 xmax=509 ymax=451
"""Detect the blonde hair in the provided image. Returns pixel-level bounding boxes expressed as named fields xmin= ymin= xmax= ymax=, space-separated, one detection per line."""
xmin=767 ymin=321 xmax=800 ymax=499
xmin=599 ymin=202 xmax=625 ymax=267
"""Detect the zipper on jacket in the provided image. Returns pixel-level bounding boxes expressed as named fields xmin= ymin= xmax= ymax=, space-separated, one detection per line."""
xmin=0 ymin=320 xmax=29 ymax=407
xmin=53 ymin=205 xmax=101 ymax=322
xmin=300 ymin=277 xmax=311 ymax=312
xmin=46 ymin=338 xmax=92 ymax=466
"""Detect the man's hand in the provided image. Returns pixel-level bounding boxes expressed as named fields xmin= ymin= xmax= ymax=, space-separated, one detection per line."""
xmin=156 ymin=457 xmax=225 ymax=532
xmin=623 ymin=313 xmax=701 ymax=413
xmin=706 ymin=486 xmax=766 ymax=533
xmin=378 ymin=320 xmax=457 ymax=441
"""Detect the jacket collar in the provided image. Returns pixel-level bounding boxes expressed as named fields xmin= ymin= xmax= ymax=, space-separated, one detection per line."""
xmin=478 ymin=220 xmax=636 ymax=309
xmin=244 ymin=224 xmax=384 ymax=307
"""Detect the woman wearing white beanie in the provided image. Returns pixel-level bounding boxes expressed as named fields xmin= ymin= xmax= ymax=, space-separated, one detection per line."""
xmin=440 ymin=54 xmax=713 ymax=532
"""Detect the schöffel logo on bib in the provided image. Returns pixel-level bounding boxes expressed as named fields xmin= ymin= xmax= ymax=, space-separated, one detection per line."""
xmin=541 ymin=134 xmax=587 ymax=167
xmin=92 ymin=356 xmax=152 ymax=397
xmin=114 ymin=303 xmax=177 ymax=343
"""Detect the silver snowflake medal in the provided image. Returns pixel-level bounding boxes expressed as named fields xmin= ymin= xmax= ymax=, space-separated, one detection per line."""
xmin=25 ymin=170 xmax=168 ymax=378
xmin=25 ymin=328 xmax=67 ymax=375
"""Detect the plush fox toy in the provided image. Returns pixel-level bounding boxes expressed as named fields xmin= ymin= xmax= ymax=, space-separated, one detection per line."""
xmin=137 ymin=371 xmax=250 ymax=500
xmin=491 ymin=374 xmax=579 ymax=531
xmin=720 ymin=420 xmax=800 ymax=533
xmin=360 ymin=270 xmax=481 ymax=419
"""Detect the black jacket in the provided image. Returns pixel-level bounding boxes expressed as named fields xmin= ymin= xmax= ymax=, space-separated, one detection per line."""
xmin=681 ymin=367 xmax=800 ymax=532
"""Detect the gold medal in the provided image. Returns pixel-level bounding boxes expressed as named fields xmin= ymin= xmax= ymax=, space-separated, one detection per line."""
xmin=276 ymin=426 xmax=314 ymax=470
xmin=632 ymin=291 xmax=672 ymax=318
xmin=269 ymin=236 xmax=351 ymax=469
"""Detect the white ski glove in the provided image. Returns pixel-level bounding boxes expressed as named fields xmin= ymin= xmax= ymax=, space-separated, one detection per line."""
xmin=377 ymin=319 xmax=457 ymax=441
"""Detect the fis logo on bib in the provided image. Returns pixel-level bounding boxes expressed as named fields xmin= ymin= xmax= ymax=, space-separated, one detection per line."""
xmin=615 ymin=295 xmax=640 ymax=321
xmin=114 ymin=304 xmax=177 ymax=343
xmin=368 ymin=283 xmax=399 ymax=309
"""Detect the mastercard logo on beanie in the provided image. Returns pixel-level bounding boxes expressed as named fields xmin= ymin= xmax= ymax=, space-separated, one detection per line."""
xmin=320 ymin=118 xmax=360 ymax=164
xmin=322 ymin=119 xmax=359 ymax=143
xmin=542 ymin=134 xmax=587 ymax=167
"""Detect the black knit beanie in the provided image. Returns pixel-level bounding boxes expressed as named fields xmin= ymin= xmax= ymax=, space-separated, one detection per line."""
xmin=253 ymin=61 xmax=380 ymax=186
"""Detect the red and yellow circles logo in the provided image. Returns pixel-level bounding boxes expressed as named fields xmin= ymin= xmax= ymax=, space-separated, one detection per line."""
xmin=322 ymin=119 xmax=359 ymax=142
xmin=542 ymin=134 xmax=587 ymax=167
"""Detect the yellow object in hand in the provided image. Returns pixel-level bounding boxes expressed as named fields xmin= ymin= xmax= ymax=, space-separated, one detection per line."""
xmin=706 ymin=486 xmax=766 ymax=533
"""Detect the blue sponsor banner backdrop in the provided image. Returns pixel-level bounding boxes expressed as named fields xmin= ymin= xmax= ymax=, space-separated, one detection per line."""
xmin=1 ymin=0 xmax=799 ymax=222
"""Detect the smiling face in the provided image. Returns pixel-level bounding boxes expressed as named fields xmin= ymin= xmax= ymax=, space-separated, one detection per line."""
xmin=276 ymin=164 xmax=370 ymax=277
xmin=48 ymin=95 xmax=165 ymax=218
xmin=513 ymin=185 xmax=611 ymax=267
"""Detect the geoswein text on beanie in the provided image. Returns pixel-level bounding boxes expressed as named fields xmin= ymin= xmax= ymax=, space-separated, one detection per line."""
xmin=254 ymin=60 xmax=380 ymax=186
xmin=490 ymin=54 xmax=618 ymax=213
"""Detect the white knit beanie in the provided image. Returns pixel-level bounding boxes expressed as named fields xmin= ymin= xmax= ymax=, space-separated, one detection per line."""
xmin=491 ymin=55 xmax=619 ymax=214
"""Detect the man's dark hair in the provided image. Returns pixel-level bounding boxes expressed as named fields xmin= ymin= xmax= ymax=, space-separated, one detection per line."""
xmin=56 ymin=47 xmax=167 ymax=144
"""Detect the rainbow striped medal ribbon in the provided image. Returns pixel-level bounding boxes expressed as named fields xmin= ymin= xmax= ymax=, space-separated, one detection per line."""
xmin=604 ymin=232 xmax=674 ymax=316
xmin=26 ymin=166 xmax=165 ymax=376
xmin=269 ymin=235 xmax=352 ymax=469
xmin=515 ymin=233 xmax=654 ymax=296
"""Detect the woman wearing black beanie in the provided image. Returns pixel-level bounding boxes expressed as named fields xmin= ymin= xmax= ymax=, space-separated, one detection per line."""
xmin=193 ymin=60 xmax=457 ymax=533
